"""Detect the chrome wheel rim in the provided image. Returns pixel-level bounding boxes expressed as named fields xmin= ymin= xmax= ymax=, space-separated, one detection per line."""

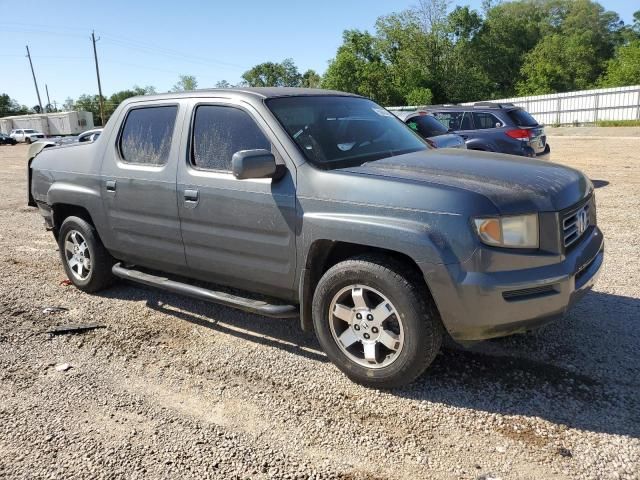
xmin=328 ymin=285 xmax=404 ymax=369
xmin=64 ymin=230 xmax=91 ymax=281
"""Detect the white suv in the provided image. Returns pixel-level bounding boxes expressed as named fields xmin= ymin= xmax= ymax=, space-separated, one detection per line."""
xmin=9 ymin=129 xmax=46 ymax=144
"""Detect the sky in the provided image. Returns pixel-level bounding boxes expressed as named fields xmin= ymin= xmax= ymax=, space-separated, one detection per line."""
xmin=1 ymin=0 xmax=637 ymax=108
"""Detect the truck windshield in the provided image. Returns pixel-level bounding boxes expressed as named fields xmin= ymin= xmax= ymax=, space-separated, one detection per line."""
xmin=267 ymin=96 xmax=427 ymax=168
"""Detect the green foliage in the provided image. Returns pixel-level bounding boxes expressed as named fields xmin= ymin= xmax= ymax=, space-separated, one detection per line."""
xmin=0 ymin=93 xmax=29 ymax=117
xmin=405 ymin=87 xmax=433 ymax=106
xmin=322 ymin=29 xmax=402 ymax=104
xmin=301 ymin=69 xmax=322 ymax=88
xmin=171 ymin=75 xmax=198 ymax=92
xmin=600 ymin=41 xmax=640 ymax=86
xmin=241 ymin=59 xmax=302 ymax=87
xmin=596 ymin=119 xmax=640 ymax=127
xmin=516 ymin=0 xmax=624 ymax=95
xmin=323 ymin=0 xmax=635 ymax=105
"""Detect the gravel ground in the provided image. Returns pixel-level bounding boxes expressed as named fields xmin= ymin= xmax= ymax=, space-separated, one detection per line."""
xmin=1 ymin=131 xmax=638 ymax=480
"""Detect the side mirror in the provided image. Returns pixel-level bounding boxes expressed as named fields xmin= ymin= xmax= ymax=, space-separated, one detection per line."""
xmin=232 ymin=149 xmax=277 ymax=180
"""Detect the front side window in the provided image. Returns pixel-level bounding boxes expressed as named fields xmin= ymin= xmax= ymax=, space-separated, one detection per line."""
xmin=267 ymin=96 xmax=426 ymax=168
xmin=119 ymin=105 xmax=177 ymax=165
xmin=24 ymin=129 xmax=36 ymax=134
xmin=191 ymin=105 xmax=270 ymax=171
xmin=472 ymin=112 xmax=501 ymax=129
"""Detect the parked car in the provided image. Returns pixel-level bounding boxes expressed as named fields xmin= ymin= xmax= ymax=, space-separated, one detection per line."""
xmin=0 ymin=133 xmax=18 ymax=145
xmin=392 ymin=110 xmax=466 ymax=149
xmin=30 ymin=88 xmax=603 ymax=388
xmin=10 ymin=128 xmax=46 ymax=144
xmin=429 ymin=103 xmax=550 ymax=158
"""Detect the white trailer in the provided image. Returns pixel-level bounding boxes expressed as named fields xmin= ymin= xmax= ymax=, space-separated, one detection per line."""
xmin=0 ymin=111 xmax=94 ymax=135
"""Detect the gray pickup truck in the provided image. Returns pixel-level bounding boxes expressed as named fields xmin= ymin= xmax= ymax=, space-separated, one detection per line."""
xmin=30 ymin=88 xmax=604 ymax=388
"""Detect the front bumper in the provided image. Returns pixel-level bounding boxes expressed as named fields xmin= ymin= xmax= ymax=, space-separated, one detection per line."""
xmin=426 ymin=226 xmax=604 ymax=341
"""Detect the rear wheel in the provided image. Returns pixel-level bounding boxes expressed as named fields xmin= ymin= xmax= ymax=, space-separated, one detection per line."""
xmin=57 ymin=216 xmax=115 ymax=292
xmin=312 ymin=256 xmax=443 ymax=388
xmin=25 ymin=137 xmax=32 ymax=144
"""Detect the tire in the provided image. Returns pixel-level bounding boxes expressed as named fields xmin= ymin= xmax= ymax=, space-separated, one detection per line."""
xmin=312 ymin=255 xmax=443 ymax=388
xmin=25 ymin=137 xmax=32 ymax=144
xmin=57 ymin=216 xmax=115 ymax=292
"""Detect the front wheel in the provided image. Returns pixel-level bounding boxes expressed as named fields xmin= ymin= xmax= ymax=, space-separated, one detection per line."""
xmin=25 ymin=137 xmax=32 ymax=144
xmin=312 ymin=256 xmax=443 ymax=388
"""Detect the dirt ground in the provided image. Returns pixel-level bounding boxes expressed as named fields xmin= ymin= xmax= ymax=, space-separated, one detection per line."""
xmin=0 ymin=130 xmax=638 ymax=480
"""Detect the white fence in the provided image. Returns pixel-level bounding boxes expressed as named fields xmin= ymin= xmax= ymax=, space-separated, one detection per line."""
xmin=389 ymin=85 xmax=640 ymax=125
xmin=463 ymin=86 xmax=640 ymax=125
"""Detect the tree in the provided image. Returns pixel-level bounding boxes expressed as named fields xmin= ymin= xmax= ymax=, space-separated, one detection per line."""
xmin=171 ymin=75 xmax=198 ymax=92
xmin=405 ymin=87 xmax=433 ymax=106
xmin=600 ymin=40 xmax=640 ymax=86
xmin=74 ymin=94 xmax=103 ymax=124
xmin=241 ymin=58 xmax=302 ymax=87
xmin=0 ymin=94 xmax=29 ymax=117
xmin=516 ymin=1 xmax=624 ymax=94
xmin=322 ymin=30 xmax=401 ymax=104
xmin=301 ymin=70 xmax=322 ymax=88
xmin=215 ymin=80 xmax=233 ymax=88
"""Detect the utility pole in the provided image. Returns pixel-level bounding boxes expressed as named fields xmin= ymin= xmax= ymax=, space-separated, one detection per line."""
xmin=25 ymin=45 xmax=43 ymax=113
xmin=45 ymin=84 xmax=51 ymax=111
xmin=91 ymin=31 xmax=105 ymax=126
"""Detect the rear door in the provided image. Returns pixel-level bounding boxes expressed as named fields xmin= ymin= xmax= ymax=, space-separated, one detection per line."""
xmin=100 ymin=101 xmax=187 ymax=273
xmin=176 ymin=99 xmax=297 ymax=299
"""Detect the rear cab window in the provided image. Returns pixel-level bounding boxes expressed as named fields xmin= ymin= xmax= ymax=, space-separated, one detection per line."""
xmin=119 ymin=106 xmax=178 ymax=165
xmin=507 ymin=109 xmax=539 ymax=127
xmin=191 ymin=105 xmax=271 ymax=172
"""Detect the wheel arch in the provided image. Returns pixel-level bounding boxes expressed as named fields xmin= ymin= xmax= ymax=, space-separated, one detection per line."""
xmin=298 ymin=240 xmax=437 ymax=332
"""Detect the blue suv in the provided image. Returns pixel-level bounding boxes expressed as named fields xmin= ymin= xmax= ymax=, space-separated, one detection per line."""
xmin=429 ymin=102 xmax=550 ymax=159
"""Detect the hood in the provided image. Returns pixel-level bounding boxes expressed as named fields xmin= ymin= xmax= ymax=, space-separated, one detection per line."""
xmin=341 ymin=149 xmax=592 ymax=214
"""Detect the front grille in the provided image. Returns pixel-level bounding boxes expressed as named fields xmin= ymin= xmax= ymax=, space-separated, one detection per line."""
xmin=563 ymin=199 xmax=591 ymax=249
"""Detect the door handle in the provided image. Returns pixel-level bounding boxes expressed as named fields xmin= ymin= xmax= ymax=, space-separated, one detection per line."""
xmin=106 ymin=180 xmax=117 ymax=192
xmin=184 ymin=189 xmax=199 ymax=202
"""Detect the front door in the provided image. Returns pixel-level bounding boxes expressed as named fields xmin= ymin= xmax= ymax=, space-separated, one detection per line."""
xmin=177 ymin=101 xmax=297 ymax=299
xmin=100 ymin=102 xmax=187 ymax=273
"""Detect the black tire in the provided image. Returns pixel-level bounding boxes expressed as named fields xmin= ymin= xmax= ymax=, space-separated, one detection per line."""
xmin=57 ymin=216 xmax=115 ymax=292
xmin=25 ymin=137 xmax=32 ymax=144
xmin=312 ymin=255 xmax=443 ymax=388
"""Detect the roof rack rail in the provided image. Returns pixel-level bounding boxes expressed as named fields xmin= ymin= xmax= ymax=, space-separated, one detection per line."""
xmin=473 ymin=101 xmax=516 ymax=109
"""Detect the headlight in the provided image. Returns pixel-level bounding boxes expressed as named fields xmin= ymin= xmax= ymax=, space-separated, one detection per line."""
xmin=473 ymin=214 xmax=539 ymax=248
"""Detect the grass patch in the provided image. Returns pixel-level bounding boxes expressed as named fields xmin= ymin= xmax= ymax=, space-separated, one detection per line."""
xmin=596 ymin=119 xmax=640 ymax=127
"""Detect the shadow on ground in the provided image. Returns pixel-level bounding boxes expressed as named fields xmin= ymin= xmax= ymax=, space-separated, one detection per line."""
xmin=102 ymin=284 xmax=639 ymax=439
xmin=591 ymin=179 xmax=610 ymax=188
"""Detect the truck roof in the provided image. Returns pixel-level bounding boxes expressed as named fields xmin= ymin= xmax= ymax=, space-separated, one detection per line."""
xmin=124 ymin=87 xmax=361 ymax=104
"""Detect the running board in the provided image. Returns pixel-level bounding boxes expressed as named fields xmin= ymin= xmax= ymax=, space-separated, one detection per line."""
xmin=112 ymin=263 xmax=298 ymax=319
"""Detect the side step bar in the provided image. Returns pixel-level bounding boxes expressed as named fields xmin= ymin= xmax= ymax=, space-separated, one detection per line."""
xmin=112 ymin=263 xmax=298 ymax=319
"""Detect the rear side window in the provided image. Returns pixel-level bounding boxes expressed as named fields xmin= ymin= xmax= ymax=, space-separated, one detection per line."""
xmin=472 ymin=112 xmax=502 ymax=129
xmin=407 ymin=115 xmax=448 ymax=137
xmin=191 ymin=105 xmax=270 ymax=171
xmin=507 ymin=109 xmax=538 ymax=127
xmin=120 ymin=106 xmax=178 ymax=165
